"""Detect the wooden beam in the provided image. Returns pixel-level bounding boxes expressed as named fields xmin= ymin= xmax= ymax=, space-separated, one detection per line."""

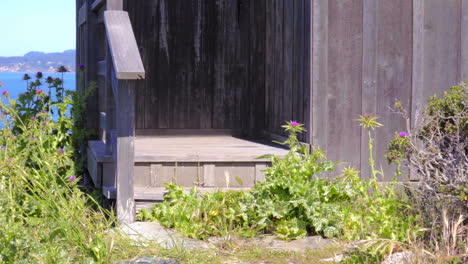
xmin=97 ymin=60 xmax=106 ymax=76
xmin=104 ymin=11 xmax=146 ymax=80
xmin=91 ymin=0 xmax=105 ymax=12
xmin=114 ymin=79 xmax=136 ymax=223
xmin=78 ymin=2 xmax=87 ymax=26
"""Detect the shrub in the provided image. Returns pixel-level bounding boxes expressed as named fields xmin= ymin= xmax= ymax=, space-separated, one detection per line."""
xmin=387 ymin=84 xmax=468 ymax=261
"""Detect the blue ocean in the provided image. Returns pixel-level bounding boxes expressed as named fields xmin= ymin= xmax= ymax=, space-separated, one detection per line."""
xmin=0 ymin=72 xmax=76 ymax=98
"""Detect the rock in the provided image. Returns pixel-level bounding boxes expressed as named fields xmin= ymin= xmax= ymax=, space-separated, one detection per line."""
xmin=251 ymin=235 xmax=334 ymax=252
xmin=118 ymin=222 xmax=212 ymax=250
xmin=120 ymin=256 xmax=179 ymax=264
xmin=381 ymin=251 xmax=415 ymax=264
xmin=321 ymin=254 xmax=345 ymax=262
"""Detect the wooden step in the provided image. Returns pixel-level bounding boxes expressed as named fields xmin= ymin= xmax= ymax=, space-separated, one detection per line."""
xmin=87 ymin=134 xmax=288 ymax=205
xmin=88 ymin=135 xmax=288 ymax=189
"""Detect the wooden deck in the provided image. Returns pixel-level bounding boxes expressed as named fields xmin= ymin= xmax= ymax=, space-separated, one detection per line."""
xmin=87 ymin=132 xmax=289 ymax=208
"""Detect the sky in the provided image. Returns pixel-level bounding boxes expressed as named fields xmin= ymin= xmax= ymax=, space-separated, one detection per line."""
xmin=0 ymin=0 xmax=76 ymax=57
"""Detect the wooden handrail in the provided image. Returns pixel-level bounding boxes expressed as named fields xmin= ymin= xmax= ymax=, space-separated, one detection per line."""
xmin=104 ymin=11 xmax=145 ymax=80
xmin=102 ymin=9 xmax=145 ymax=223
xmin=91 ymin=0 xmax=105 ymax=11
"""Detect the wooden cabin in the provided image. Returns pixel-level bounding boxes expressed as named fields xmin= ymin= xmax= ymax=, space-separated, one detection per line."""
xmin=76 ymin=0 xmax=468 ymax=222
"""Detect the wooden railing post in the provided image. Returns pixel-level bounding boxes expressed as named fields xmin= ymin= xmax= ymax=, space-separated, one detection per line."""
xmin=114 ymin=79 xmax=136 ymax=223
xmin=104 ymin=10 xmax=145 ymax=223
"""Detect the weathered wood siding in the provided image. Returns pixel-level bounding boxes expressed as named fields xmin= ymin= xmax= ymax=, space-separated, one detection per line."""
xmin=124 ymin=0 xmax=308 ymax=139
xmin=78 ymin=0 xmax=468 ymax=181
xmin=264 ymin=0 xmax=310 ymax=142
xmin=310 ymin=0 xmax=468 ymax=180
xmin=125 ymin=0 xmax=249 ymax=131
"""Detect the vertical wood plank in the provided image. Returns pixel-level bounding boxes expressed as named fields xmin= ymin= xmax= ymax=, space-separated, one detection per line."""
xmin=85 ymin=0 xmax=100 ymax=135
xmin=265 ymin=0 xmax=275 ymax=135
xmin=311 ymin=0 xmax=329 ymax=150
xmin=411 ymin=0 xmax=424 ymax=129
xmin=461 ymin=0 xmax=468 ymax=82
xmin=105 ymin=46 xmax=115 ymax=154
xmin=326 ymin=0 xmax=363 ymax=170
xmin=255 ymin=163 xmax=267 ymax=182
xmin=412 ymin=0 xmax=461 ymax=127
xmin=155 ymin=0 xmax=167 ymax=128
xmin=304 ymin=0 xmax=312 ymax=144
xmin=203 ymin=164 xmax=216 ymax=187
xmin=134 ymin=164 xmax=150 ymax=187
xmin=360 ymin=0 xmax=378 ymax=179
xmin=292 ymin=0 xmax=306 ymax=140
xmin=247 ymin=0 xmax=266 ymax=138
xmin=150 ymin=164 xmax=163 ymax=187
xmin=174 ymin=163 xmax=200 ymax=187
xmin=115 ymin=80 xmax=136 ymax=223
xmin=283 ymin=0 xmax=294 ymax=131
xmin=373 ymin=0 xmax=413 ymax=181
xmin=273 ymin=0 xmax=284 ymax=135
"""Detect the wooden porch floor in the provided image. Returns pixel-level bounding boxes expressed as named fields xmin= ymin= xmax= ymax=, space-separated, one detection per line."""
xmin=87 ymin=132 xmax=289 ymax=206
xmin=90 ymin=132 xmax=289 ymax=163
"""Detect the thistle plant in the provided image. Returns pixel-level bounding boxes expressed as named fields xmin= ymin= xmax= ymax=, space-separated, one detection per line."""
xmin=356 ymin=114 xmax=383 ymax=180
xmin=279 ymin=121 xmax=306 ymax=150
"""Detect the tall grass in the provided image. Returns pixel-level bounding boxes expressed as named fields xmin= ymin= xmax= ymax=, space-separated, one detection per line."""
xmin=0 ymin=73 xmax=143 ymax=263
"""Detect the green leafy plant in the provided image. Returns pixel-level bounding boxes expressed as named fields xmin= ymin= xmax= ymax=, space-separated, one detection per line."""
xmin=139 ymin=120 xmax=419 ymax=254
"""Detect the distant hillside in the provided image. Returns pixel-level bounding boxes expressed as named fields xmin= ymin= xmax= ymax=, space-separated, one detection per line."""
xmin=0 ymin=50 xmax=75 ymax=73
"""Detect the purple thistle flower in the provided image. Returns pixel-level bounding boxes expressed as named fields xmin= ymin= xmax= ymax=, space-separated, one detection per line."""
xmin=57 ymin=66 xmax=68 ymax=73
xmin=68 ymin=176 xmax=76 ymax=181
xmin=2 ymin=90 xmax=8 ymax=96
xmin=46 ymin=76 xmax=54 ymax=84
xmin=30 ymin=136 xmax=36 ymax=140
xmin=398 ymin=131 xmax=408 ymax=137
xmin=37 ymin=89 xmax=44 ymax=93
xmin=36 ymin=72 xmax=43 ymax=79
xmin=1 ymin=145 xmax=5 ymax=149
xmin=23 ymin=74 xmax=31 ymax=81
xmin=290 ymin=121 xmax=299 ymax=126
xmin=31 ymin=116 xmax=36 ymax=121
xmin=58 ymin=148 xmax=64 ymax=154
xmin=79 ymin=64 xmax=85 ymax=70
